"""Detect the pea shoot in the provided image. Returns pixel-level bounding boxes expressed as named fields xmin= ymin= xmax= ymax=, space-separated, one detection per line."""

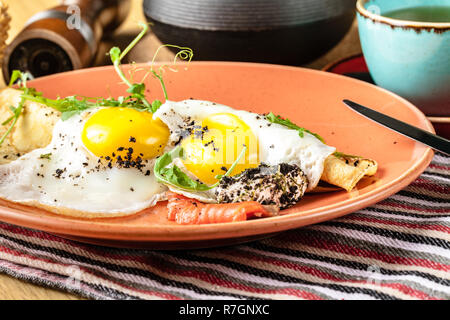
xmin=0 ymin=71 xmax=32 ymax=146
xmin=265 ymin=112 xmax=325 ymax=143
xmin=12 ymin=22 xmax=194 ymax=123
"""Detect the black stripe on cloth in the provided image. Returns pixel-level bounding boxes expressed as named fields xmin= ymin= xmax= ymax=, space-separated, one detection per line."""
xmin=319 ymin=221 xmax=450 ymax=250
xmin=248 ymin=241 xmax=450 ymax=287
xmin=0 ymin=232 xmax=250 ymax=299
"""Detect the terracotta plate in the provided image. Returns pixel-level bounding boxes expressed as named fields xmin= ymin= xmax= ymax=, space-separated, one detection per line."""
xmin=0 ymin=62 xmax=434 ymax=249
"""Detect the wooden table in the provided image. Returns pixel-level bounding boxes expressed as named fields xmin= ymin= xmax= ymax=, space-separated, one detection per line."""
xmin=0 ymin=0 xmax=362 ymax=300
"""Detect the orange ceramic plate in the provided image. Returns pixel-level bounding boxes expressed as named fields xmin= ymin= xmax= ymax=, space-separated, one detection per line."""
xmin=0 ymin=62 xmax=434 ymax=249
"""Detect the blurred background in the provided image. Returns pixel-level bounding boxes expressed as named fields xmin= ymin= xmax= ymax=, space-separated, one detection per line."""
xmin=0 ymin=0 xmax=362 ymax=86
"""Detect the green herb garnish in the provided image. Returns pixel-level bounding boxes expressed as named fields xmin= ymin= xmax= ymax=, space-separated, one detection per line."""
xmin=154 ymin=145 xmax=247 ymax=192
xmin=109 ymin=22 xmax=156 ymax=112
xmin=39 ymin=153 xmax=52 ymax=160
xmin=333 ymin=151 xmax=362 ymax=159
xmin=145 ymin=44 xmax=194 ymax=100
xmin=0 ymin=71 xmax=32 ymax=146
xmin=265 ymin=112 xmax=325 ymax=143
xmin=9 ymin=70 xmax=32 ymax=87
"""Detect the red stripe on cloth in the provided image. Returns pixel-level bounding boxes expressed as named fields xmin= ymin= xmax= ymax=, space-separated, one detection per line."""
xmin=428 ymin=164 xmax=450 ymax=170
xmin=0 ymin=244 xmax=182 ymax=300
xmin=380 ymin=201 xmax=450 ymax=213
xmin=347 ymin=216 xmax=450 ymax=233
xmin=381 ymin=283 xmax=440 ymax=300
xmin=225 ymin=250 xmax=439 ymax=300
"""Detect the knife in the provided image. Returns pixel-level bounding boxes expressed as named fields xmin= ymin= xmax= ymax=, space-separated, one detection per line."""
xmin=343 ymin=99 xmax=450 ymax=155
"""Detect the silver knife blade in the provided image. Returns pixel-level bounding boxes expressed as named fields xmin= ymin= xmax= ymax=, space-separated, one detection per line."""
xmin=343 ymin=99 xmax=450 ymax=155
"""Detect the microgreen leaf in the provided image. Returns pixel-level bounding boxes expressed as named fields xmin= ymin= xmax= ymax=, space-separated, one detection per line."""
xmin=151 ymin=100 xmax=162 ymax=113
xmin=127 ymin=83 xmax=145 ymax=95
xmin=8 ymin=70 xmax=32 ymax=88
xmin=61 ymin=110 xmax=83 ymax=121
xmin=109 ymin=23 xmax=152 ymax=110
xmin=8 ymin=70 xmax=22 ymax=87
xmin=1 ymin=115 xmax=14 ymax=126
xmin=109 ymin=47 xmax=121 ymax=62
xmin=0 ymin=71 xmax=33 ymax=146
xmin=13 ymin=24 xmax=195 ymax=134
xmin=265 ymin=112 xmax=325 ymax=143
xmin=154 ymin=146 xmax=213 ymax=192
xmin=146 ymin=45 xmax=194 ymax=100
xmin=333 ymin=151 xmax=362 ymax=159
xmin=39 ymin=153 xmax=52 ymax=160
xmin=154 ymin=146 xmax=247 ymax=192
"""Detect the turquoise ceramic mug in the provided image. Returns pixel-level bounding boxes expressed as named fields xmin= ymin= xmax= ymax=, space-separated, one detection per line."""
xmin=357 ymin=0 xmax=450 ymax=116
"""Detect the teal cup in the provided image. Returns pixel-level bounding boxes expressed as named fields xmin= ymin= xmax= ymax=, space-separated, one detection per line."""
xmin=357 ymin=0 xmax=450 ymax=116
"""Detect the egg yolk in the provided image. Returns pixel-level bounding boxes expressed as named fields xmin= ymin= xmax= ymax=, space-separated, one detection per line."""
xmin=181 ymin=113 xmax=260 ymax=185
xmin=81 ymin=107 xmax=170 ymax=160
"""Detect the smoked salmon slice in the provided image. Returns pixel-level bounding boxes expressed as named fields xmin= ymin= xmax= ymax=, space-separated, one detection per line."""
xmin=166 ymin=192 xmax=279 ymax=225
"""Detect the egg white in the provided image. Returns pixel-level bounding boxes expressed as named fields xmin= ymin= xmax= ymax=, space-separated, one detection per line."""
xmin=0 ymin=108 xmax=167 ymax=217
xmin=154 ymin=100 xmax=336 ymax=193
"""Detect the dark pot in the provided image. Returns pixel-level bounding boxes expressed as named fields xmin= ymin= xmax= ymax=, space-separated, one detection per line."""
xmin=143 ymin=0 xmax=356 ymax=65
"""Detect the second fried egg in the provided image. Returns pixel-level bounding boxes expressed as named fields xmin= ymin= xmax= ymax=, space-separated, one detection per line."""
xmin=154 ymin=100 xmax=336 ymax=194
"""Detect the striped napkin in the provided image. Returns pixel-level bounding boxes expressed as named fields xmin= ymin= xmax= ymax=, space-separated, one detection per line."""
xmin=0 ymin=153 xmax=448 ymax=300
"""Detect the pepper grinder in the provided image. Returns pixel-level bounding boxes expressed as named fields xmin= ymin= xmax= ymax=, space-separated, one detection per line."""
xmin=2 ymin=0 xmax=130 ymax=83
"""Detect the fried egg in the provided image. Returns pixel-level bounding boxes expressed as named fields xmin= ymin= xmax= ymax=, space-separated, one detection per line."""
xmin=0 ymin=107 xmax=171 ymax=217
xmin=153 ymin=100 xmax=336 ymax=201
